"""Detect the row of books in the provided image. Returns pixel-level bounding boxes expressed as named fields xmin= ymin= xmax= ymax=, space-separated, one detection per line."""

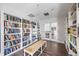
xmin=4 ymin=45 xmax=20 ymax=55
xmin=23 ymin=42 xmax=28 ymax=47
xmin=4 ymin=34 xmax=21 ymax=41
xmin=22 ymin=32 xmax=30 ymax=47
xmin=22 ymin=24 xmax=27 ymax=28
xmin=4 ymin=13 xmax=21 ymax=22
xmin=32 ymin=35 xmax=37 ymax=41
xmin=45 ymin=33 xmax=50 ymax=38
xmin=4 ymin=21 xmax=21 ymax=28
xmin=22 ymin=40 xmax=30 ymax=47
xmin=70 ymin=35 xmax=77 ymax=46
xmin=31 ymin=22 xmax=36 ymax=25
xmin=22 ymin=19 xmax=30 ymax=24
xmin=31 ymin=22 xmax=36 ymax=29
xmin=22 ymin=36 xmax=29 ymax=42
xmin=22 ymin=29 xmax=30 ymax=33
xmin=4 ymin=39 xmax=21 ymax=48
xmin=4 ymin=28 xmax=20 ymax=34
xmin=70 ymin=43 xmax=77 ymax=54
xmin=22 ymin=24 xmax=31 ymax=28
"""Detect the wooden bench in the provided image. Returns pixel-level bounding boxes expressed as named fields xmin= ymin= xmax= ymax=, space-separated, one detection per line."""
xmin=24 ymin=40 xmax=47 ymax=56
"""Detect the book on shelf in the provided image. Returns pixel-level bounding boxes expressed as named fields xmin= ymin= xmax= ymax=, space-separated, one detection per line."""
xmin=4 ymin=13 xmax=21 ymax=23
xmin=70 ymin=43 xmax=77 ymax=54
xmin=4 ymin=44 xmax=20 ymax=55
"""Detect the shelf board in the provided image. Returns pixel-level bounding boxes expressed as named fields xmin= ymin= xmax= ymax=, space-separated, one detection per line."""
xmin=4 ymin=27 xmax=21 ymax=29
xmin=4 ymin=38 xmax=21 ymax=42
xmin=22 ymin=28 xmax=30 ymax=29
xmin=71 ymin=34 xmax=77 ymax=37
xmin=22 ymin=32 xmax=30 ymax=33
xmin=5 ymin=33 xmax=21 ymax=35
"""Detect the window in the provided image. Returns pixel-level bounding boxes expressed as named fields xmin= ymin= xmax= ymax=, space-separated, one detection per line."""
xmin=44 ymin=23 xmax=50 ymax=31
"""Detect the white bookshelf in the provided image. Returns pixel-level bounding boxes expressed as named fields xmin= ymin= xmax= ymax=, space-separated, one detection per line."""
xmin=3 ymin=13 xmax=22 ymax=55
xmin=77 ymin=3 xmax=79 ymax=56
xmin=22 ymin=19 xmax=31 ymax=47
xmin=66 ymin=3 xmax=79 ymax=56
xmin=0 ymin=12 xmax=1 ymax=55
xmin=31 ymin=21 xmax=38 ymax=42
xmin=0 ymin=11 xmax=38 ymax=56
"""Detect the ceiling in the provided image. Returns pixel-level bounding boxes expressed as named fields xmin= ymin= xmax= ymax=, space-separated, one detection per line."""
xmin=0 ymin=3 xmax=72 ymax=19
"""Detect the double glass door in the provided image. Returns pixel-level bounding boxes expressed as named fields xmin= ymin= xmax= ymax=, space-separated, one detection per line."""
xmin=44 ymin=23 xmax=57 ymax=41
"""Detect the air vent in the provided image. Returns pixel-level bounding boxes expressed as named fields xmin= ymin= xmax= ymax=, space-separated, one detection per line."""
xmin=44 ymin=12 xmax=49 ymax=16
xmin=28 ymin=13 xmax=35 ymax=17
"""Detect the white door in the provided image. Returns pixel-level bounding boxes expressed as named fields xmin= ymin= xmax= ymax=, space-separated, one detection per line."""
xmin=44 ymin=23 xmax=51 ymax=40
xmin=44 ymin=23 xmax=57 ymax=41
xmin=50 ymin=23 xmax=57 ymax=41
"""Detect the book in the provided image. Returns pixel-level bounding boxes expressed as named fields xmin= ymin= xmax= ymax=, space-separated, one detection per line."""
xmin=4 ymin=35 xmax=10 ymax=41
xmin=4 ymin=41 xmax=12 ymax=48
xmin=9 ymin=35 xmax=15 ymax=40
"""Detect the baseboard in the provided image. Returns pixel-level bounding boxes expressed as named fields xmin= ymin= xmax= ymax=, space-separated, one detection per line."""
xmin=57 ymin=41 xmax=64 ymax=44
xmin=42 ymin=38 xmax=65 ymax=44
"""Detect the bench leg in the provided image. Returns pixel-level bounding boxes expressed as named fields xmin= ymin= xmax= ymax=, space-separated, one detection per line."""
xmin=41 ymin=46 xmax=42 ymax=54
xmin=24 ymin=51 xmax=26 ymax=56
xmin=45 ymin=42 xmax=47 ymax=47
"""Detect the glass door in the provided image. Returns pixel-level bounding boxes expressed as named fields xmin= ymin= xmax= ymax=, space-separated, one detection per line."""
xmin=51 ymin=23 xmax=57 ymax=41
xmin=44 ymin=23 xmax=57 ymax=41
xmin=44 ymin=23 xmax=51 ymax=40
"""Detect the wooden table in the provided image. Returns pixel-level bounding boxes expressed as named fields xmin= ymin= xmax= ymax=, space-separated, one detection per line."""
xmin=24 ymin=40 xmax=47 ymax=56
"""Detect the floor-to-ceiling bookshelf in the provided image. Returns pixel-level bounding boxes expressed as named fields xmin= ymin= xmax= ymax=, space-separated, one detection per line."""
xmin=0 ymin=12 xmax=38 ymax=56
xmin=37 ymin=22 xmax=41 ymax=40
xmin=66 ymin=3 xmax=79 ymax=56
xmin=31 ymin=21 xmax=38 ymax=42
xmin=22 ymin=19 xmax=31 ymax=47
xmin=0 ymin=13 xmax=1 ymax=55
xmin=4 ymin=13 xmax=22 ymax=55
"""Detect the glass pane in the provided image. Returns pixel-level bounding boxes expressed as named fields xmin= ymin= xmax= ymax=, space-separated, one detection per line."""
xmin=44 ymin=23 xmax=50 ymax=31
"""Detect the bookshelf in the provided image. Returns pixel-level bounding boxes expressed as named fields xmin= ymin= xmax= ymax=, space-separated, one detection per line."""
xmin=37 ymin=22 xmax=41 ymax=40
xmin=22 ymin=19 xmax=31 ymax=47
xmin=4 ymin=13 xmax=21 ymax=55
xmin=66 ymin=3 xmax=79 ymax=56
xmin=0 ymin=13 xmax=1 ymax=54
xmin=77 ymin=3 xmax=79 ymax=55
xmin=0 ymin=11 xmax=38 ymax=56
xmin=31 ymin=21 xmax=38 ymax=42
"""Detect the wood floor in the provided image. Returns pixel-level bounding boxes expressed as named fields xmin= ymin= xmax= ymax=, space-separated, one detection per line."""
xmin=12 ymin=40 xmax=68 ymax=56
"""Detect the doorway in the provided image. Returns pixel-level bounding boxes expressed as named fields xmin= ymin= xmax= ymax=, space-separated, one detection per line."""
xmin=44 ymin=23 xmax=57 ymax=41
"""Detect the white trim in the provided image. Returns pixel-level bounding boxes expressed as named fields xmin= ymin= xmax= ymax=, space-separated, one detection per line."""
xmin=43 ymin=38 xmax=64 ymax=44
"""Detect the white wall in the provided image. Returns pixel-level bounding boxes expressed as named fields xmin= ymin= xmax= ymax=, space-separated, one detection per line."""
xmin=57 ymin=17 xmax=67 ymax=43
xmin=39 ymin=17 xmax=67 ymax=44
